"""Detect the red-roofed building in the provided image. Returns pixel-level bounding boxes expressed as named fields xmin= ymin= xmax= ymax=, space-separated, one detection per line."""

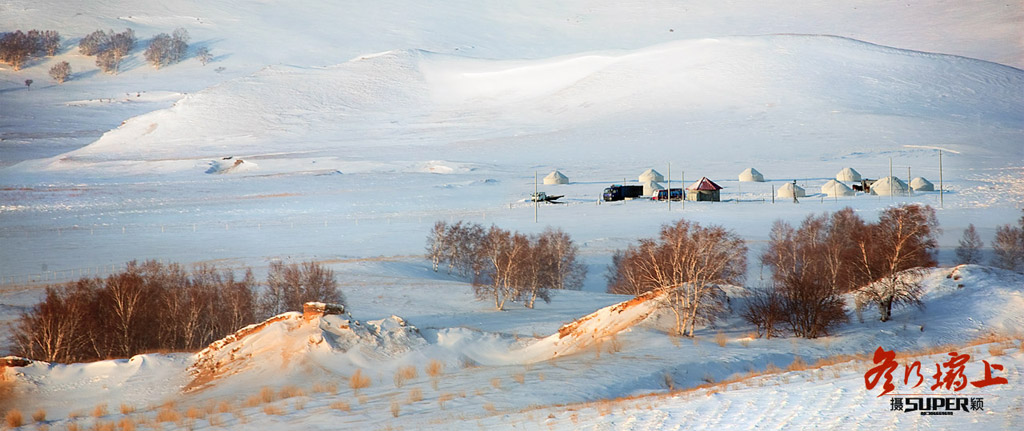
xmin=686 ymin=177 xmax=723 ymax=202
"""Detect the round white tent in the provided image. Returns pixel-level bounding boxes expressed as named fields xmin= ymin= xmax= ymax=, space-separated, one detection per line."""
xmin=543 ymin=170 xmax=569 ymax=185
xmin=643 ymin=181 xmax=665 ymax=196
xmin=777 ymin=182 xmax=806 ymax=198
xmin=870 ymin=176 xmax=910 ymax=196
xmin=738 ymin=168 xmax=765 ymax=182
xmin=836 ymin=167 xmax=862 ymax=182
xmin=820 ymin=179 xmax=855 ymax=197
xmin=910 ymin=177 xmax=934 ymax=191
xmin=639 ymin=169 xmax=665 ymax=183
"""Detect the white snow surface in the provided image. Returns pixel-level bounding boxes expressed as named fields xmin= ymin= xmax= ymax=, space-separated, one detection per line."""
xmin=2 ymin=0 xmax=1024 ymax=429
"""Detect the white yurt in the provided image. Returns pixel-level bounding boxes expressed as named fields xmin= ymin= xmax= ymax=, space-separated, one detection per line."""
xmin=820 ymin=179 xmax=855 ymax=197
xmin=777 ymin=182 xmax=807 ymax=198
xmin=738 ymin=168 xmax=765 ymax=182
xmin=836 ymin=167 xmax=862 ymax=182
xmin=870 ymin=176 xmax=910 ymax=196
xmin=643 ymin=181 xmax=665 ymax=196
xmin=639 ymin=168 xmax=665 ymax=183
xmin=910 ymin=177 xmax=934 ymax=191
xmin=543 ymin=170 xmax=569 ymax=185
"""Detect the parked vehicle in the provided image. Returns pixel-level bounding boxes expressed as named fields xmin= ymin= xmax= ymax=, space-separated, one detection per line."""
xmin=602 ymin=185 xmax=645 ymax=201
xmin=531 ymin=192 xmax=564 ymax=202
xmin=653 ymin=188 xmax=684 ymax=201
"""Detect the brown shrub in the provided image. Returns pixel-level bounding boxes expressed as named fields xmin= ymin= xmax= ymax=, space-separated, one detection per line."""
xmin=262 ymin=405 xmax=284 ymax=415
xmin=390 ymin=400 xmax=400 ymax=418
xmin=95 ymin=420 xmax=115 ymax=431
xmin=350 ymin=369 xmax=371 ymax=394
xmin=329 ymin=401 xmax=350 ymax=412
xmin=714 ymin=331 xmax=727 ymax=347
xmin=32 ymin=408 xmax=46 ymax=422
xmin=118 ymin=417 xmax=136 ymax=431
xmin=394 ymin=365 xmax=417 ymax=388
xmin=215 ymin=401 xmax=233 ymax=414
xmin=409 ymin=387 xmax=424 ymax=403
xmin=119 ymin=403 xmax=135 ymax=415
xmin=490 ymin=378 xmax=501 ymax=389
xmin=260 ymin=386 xmax=276 ymax=403
xmin=185 ymin=406 xmax=204 ymax=420
xmin=5 ymin=409 xmax=23 ymax=428
xmin=513 ymin=372 xmax=525 ymax=384
xmin=425 ymin=360 xmax=443 ymax=378
xmin=312 ymin=382 xmax=338 ymax=394
xmin=278 ymin=385 xmax=306 ymax=399
xmin=92 ymin=403 xmax=108 ymax=418
xmin=155 ymin=406 xmax=180 ymax=423
xmin=788 ymin=356 xmax=808 ymax=372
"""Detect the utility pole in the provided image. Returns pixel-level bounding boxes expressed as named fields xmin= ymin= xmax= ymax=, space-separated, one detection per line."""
xmin=907 ymin=166 xmax=912 ymax=196
xmin=889 ymin=157 xmax=894 ymax=200
xmin=534 ymin=171 xmax=538 ymax=223
xmin=939 ymin=150 xmax=944 ymax=208
xmin=668 ymin=162 xmax=671 ymax=211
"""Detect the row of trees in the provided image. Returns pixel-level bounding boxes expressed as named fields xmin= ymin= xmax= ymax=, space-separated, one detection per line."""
xmin=0 ymin=30 xmax=60 ymax=70
xmin=426 ymin=221 xmax=586 ymax=309
xmin=78 ymin=28 xmax=137 ymax=74
xmin=10 ymin=260 xmax=344 ymax=363
xmin=144 ymin=28 xmax=190 ymax=69
xmin=958 ymin=210 xmax=1024 ymax=272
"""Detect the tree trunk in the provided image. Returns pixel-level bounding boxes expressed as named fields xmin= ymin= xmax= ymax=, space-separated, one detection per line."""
xmin=879 ymin=297 xmax=893 ymax=322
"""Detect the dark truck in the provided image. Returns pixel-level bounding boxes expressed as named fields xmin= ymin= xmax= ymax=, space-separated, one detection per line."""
xmin=602 ymin=185 xmax=645 ymax=201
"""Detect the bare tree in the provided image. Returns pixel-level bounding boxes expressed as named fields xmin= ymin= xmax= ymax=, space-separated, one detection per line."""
xmin=259 ymin=261 xmax=344 ymax=318
xmin=473 ymin=226 xmax=530 ymax=310
xmin=49 ymin=61 xmax=70 ymax=83
xmin=426 ymin=221 xmax=448 ymax=272
xmin=992 ymin=212 xmax=1024 ymax=272
xmin=740 ymin=287 xmax=786 ymax=339
xmin=853 ymin=204 xmax=938 ymax=322
xmin=40 ymin=30 xmax=60 ymax=56
xmin=605 ymin=219 xmax=746 ymax=336
xmin=10 ymin=281 xmax=96 ymax=363
xmin=760 ymin=216 xmax=850 ymax=338
xmin=956 ymin=224 xmax=984 ymax=265
xmin=79 ymin=29 xmax=110 ymax=56
xmin=196 ymin=46 xmax=212 ymax=65
xmin=144 ymin=33 xmax=172 ymax=69
xmin=170 ymin=28 xmax=189 ymax=63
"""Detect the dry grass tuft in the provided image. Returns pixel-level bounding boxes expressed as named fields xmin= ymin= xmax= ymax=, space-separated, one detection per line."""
xmin=357 ymin=395 xmax=369 ymax=405
xmin=260 ymin=386 xmax=277 ymax=403
xmin=5 ymin=409 xmax=23 ymax=428
xmin=482 ymin=403 xmax=497 ymax=414
xmin=119 ymin=403 xmax=135 ymax=415
xmin=390 ymin=400 xmax=401 ymax=418
xmin=394 ymin=365 xmax=417 ymax=388
xmin=118 ymin=417 xmax=136 ymax=431
xmin=438 ymin=392 xmax=453 ymax=409
xmin=67 ymin=422 xmax=81 ymax=431
xmin=425 ymin=360 xmax=444 ymax=378
xmin=216 ymin=401 xmax=234 ymax=414
xmin=788 ymin=356 xmax=808 ymax=372
xmin=155 ymin=406 xmax=181 ymax=423
xmin=31 ymin=408 xmax=46 ymax=423
xmin=262 ymin=404 xmax=284 ymax=416
xmin=714 ymin=331 xmax=728 ymax=347
xmin=490 ymin=377 xmax=501 ymax=389
xmin=350 ymin=369 xmax=371 ymax=394
xmin=513 ymin=372 xmax=525 ymax=385
xmin=326 ymin=399 xmax=349 ymax=412
xmin=312 ymin=382 xmax=338 ymax=394
xmin=764 ymin=362 xmax=781 ymax=374
xmin=92 ymin=403 xmax=108 ymax=418
xmin=988 ymin=343 xmax=1008 ymax=356
xmin=409 ymin=387 xmax=424 ymax=403
xmin=538 ymin=373 xmax=546 ymax=381
xmin=185 ymin=406 xmax=205 ymax=420
xmin=94 ymin=420 xmax=115 ymax=431
xmin=278 ymin=385 xmax=306 ymax=399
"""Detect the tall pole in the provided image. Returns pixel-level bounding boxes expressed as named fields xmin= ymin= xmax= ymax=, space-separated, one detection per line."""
xmin=534 ymin=171 xmax=538 ymax=223
xmin=668 ymin=162 xmax=671 ymax=211
xmin=681 ymin=170 xmax=685 ymax=209
xmin=907 ymin=166 xmax=912 ymax=196
xmin=884 ymin=156 xmax=892 ymax=198
xmin=939 ymin=150 xmax=944 ymax=208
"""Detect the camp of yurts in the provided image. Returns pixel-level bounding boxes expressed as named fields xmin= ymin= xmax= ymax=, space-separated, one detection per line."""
xmin=543 ymin=170 xmax=569 ymax=185
xmin=821 ymin=179 xmax=855 ymax=197
xmin=910 ymin=177 xmax=935 ymax=191
xmin=870 ymin=176 xmax=910 ymax=196
xmin=639 ymin=168 xmax=665 ymax=183
xmin=777 ymin=182 xmax=807 ymax=198
xmin=738 ymin=168 xmax=765 ymax=182
xmin=643 ymin=181 xmax=665 ymax=196
xmin=836 ymin=167 xmax=862 ymax=182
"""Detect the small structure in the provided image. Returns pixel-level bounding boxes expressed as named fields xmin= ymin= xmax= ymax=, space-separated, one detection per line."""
xmin=870 ymin=176 xmax=910 ymax=196
xmin=543 ymin=170 xmax=569 ymax=185
xmin=686 ymin=177 xmax=723 ymax=201
xmin=639 ymin=168 xmax=665 ymax=183
xmin=820 ymin=179 xmax=855 ymax=197
xmin=777 ymin=182 xmax=807 ymax=198
xmin=642 ymin=181 xmax=665 ymax=196
xmin=738 ymin=168 xmax=765 ymax=182
xmin=910 ymin=177 xmax=935 ymax=191
xmin=836 ymin=167 xmax=862 ymax=182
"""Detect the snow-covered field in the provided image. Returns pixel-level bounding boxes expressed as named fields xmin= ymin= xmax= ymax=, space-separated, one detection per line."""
xmin=2 ymin=0 xmax=1023 ymax=429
